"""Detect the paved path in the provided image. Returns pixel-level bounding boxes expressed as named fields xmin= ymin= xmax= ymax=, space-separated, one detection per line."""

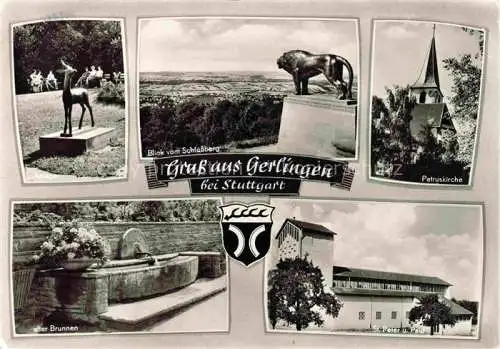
xmin=99 ymin=277 xmax=228 ymax=332
xmin=149 ymin=290 xmax=229 ymax=333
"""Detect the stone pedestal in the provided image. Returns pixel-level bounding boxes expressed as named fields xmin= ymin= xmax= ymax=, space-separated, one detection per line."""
xmin=39 ymin=126 xmax=115 ymax=156
xmin=277 ymin=95 xmax=357 ymax=159
xmin=34 ymin=269 xmax=108 ymax=325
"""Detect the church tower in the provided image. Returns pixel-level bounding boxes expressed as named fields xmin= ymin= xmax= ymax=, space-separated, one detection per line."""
xmin=409 ymin=25 xmax=444 ymax=104
xmin=274 ymin=218 xmax=336 ymax=289
xmin=407 ymin=25 xmax=456 ymax=146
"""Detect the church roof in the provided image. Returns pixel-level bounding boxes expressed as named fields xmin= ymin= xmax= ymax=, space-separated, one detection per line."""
xmin=333 ymin=266 xmax=452 ymax=286
xmin=409 ymin=103 xmax=454 ymax=138
xmin=282 ymin=218 xmax=337 ymax=237
xmin=413 ymin=33 xmax=441 ymax=91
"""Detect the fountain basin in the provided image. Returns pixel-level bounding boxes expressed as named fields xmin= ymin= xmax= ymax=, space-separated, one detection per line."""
xmin=103 ymin=255 xmax=198 ymax=302
xmin=31 ymin=252 xmax=224 ymax=325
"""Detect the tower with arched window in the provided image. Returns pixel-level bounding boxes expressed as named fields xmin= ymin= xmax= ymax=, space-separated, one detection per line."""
xmin=408 ymin=25 xmax=456 ymax=146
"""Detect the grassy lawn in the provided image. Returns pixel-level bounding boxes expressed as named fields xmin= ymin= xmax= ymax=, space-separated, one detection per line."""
xmin=16 ymin=89 xmax=126 ymax=178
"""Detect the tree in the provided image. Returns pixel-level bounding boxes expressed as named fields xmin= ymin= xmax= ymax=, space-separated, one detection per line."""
xmin=370 ymin=85 xmax=415 ymax=177
xmin=13 ymin=20 xmax=124 ymax=94
xmin=416 ymin=123 xmax=444 ymax=166
xmin=267 ymin=256 xmax=342 ymax=331
xmin=409 ymin=294 xmax=456 ymax=335
xmin=442 ymin=27 xmax=483 ymax=166
xmin=439 ymin=129 xmax=460 ymax=164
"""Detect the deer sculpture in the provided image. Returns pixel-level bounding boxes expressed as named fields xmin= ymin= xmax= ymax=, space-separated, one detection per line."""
xmin=60 ymin=60 xmax=94 ymax=137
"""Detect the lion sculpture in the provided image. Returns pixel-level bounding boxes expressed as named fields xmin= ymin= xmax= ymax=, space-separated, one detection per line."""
xmin=277 ymin=50 xmax=353 ymax=100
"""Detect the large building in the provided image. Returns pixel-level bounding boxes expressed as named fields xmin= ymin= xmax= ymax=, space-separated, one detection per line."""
xmin=273 ymin=218 xmax=474 ymax=335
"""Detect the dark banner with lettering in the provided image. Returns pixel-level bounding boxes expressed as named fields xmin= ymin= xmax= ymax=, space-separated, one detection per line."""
xmin=145 ymin=153 xmax=355 ymax=195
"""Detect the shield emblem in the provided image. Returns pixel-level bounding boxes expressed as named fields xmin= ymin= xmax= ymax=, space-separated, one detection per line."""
xmin=220 ymin=203 xmax=274 ymax=267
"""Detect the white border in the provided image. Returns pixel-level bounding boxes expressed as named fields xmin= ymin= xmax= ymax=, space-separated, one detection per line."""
xmin=136 ymin=16 xmax=361 ymax=163
xmin=9 ymin=196 xmax=230 ymax=337
xmin=10 ymin=18 xmax=130 ymax=185
xmin=367 ymin=19 xmax=487 ymax=188
xmin=263 ymin=197 xmax=484 ymax=340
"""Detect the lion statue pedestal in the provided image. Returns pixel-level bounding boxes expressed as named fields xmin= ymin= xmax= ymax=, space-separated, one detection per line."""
xmin=276 ymin=95 xmax=357 ymax=159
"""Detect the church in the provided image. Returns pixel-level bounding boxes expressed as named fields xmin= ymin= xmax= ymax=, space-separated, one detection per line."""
xmin=410 ymin=28 xmax=456 ymax=134
xmin=373 ymin=26 xmax=457 ymax=175
xmin=272 ymin=218 xmax=474 ymax=335
xmin=408 ymin=26 xmax=456 ymax=160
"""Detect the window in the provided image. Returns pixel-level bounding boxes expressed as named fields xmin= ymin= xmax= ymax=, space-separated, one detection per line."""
xmin=419 ymin=91 xmax=426 ymax=103
xmin=376 ymin=311 xmax=382 ymax=320
xmin=359 ymin=312 xmax=365 ymax=320
xmin=391 ymin=311 xmax=397 ymax=319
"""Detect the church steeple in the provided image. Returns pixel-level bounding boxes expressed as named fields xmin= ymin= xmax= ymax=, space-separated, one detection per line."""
xmin=416 ymin=24 xmax=441 ymax=90
xmin=410 ymin=24 xmax=443 ymax=104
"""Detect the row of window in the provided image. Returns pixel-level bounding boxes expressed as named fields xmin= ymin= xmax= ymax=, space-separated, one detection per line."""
xmin=358 ymin=311 xmax=410 ymax=321
xmin=335 ymin=278 xmax=446 ymax=293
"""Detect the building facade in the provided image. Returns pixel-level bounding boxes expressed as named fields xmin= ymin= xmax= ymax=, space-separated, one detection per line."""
xmin=276 ymin=218 xmax=336 ymax=288
xmin=273 ymin=218 xmax=474 ymax=335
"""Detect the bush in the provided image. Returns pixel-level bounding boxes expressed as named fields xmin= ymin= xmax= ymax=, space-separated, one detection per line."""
xmin=13 ymin=210 xmax=63 ymax=226
xmin=97 ymin=81 xmax=125 ymax=106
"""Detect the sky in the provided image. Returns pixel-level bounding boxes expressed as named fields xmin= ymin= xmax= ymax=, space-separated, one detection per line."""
xmin=139 ymin=18 xmax=358 ymax=73
xmin=268 ymin=199 xmax=483 ymax=301
xmin=371 ymin=21 xmax=484 ymax=103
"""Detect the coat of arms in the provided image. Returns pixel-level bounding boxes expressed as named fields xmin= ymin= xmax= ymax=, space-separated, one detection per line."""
xmin=219 ymin=203 xmax=274 ymax=267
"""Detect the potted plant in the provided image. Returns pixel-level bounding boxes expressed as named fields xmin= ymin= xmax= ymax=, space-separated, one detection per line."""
xmin=33 ymin=221 xmax=111 ymax=271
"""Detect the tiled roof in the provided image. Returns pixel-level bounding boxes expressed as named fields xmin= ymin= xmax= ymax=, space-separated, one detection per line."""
xmin=333 ymin=266 xmax=452 ymax=286
xmin=409 ymin=103 xmax=445 ymax=138
xmin=441 ymin=297 xmax=474 ymax=316
xmin=413 ymin=36 xmax=441 ymax=90
xmin=285 ymin=218 xmax=337 ymax=236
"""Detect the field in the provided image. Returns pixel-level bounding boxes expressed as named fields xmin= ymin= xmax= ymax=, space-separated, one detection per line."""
xmin=139 ymin=71 xmax=358 ymax=156
xmin=140 ymin=71 xmax=358 ymax=102
xmin=15 ymin=89 xmax=126 ymax=179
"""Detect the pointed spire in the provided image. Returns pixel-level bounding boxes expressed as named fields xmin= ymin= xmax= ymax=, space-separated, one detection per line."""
xmin=414 ymin=25 xmax=441 ymax=91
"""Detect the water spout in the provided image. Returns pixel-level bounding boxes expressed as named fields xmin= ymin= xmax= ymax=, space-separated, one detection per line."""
xmin=145 ymin=255 xmax=158 ymax=266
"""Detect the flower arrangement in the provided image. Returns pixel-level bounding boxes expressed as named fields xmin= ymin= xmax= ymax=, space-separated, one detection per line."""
xmin=33 ymin=221 xmax=111 ymax=267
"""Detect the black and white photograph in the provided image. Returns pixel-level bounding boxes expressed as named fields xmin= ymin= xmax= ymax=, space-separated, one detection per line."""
xmin=10 ymin=198 xmax=229 ymax=336
xmin=11 ymin=19 xmax=128 ymax=183
xmin=138 ymin=17 xmax=359 ymax=160
xmin=369 ymin=21 xmax=485 ymax=186
xmin=264 ymin=198 xmax=483 ymax=338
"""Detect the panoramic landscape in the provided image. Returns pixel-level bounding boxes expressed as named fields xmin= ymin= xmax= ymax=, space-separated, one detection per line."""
xmin=139 ymin=71 xmax=358 ymax=156
xmin=138 ymin=18 xmax=359 ymax=158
